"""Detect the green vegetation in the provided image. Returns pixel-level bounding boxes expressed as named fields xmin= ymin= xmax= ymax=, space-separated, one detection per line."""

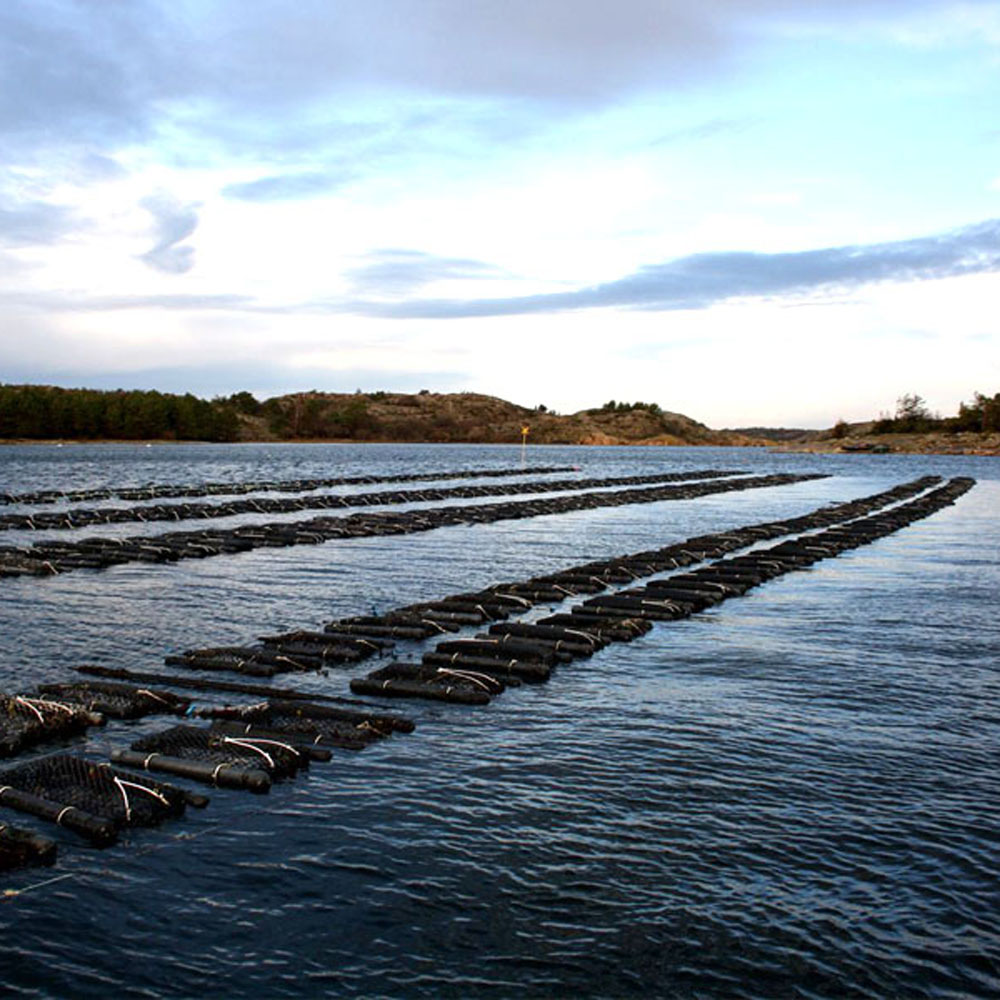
xmin=951 ymin=391 xmax=1000 ymax=433
xmin=260 ymin=393 xmax=379 ymax=439
xmin=595 ymin=400 xmax=663 ymax=415
xmin=0 ymin=385 xmax=241 ymax=441
xmin=872 ymin=390 xmax=1000 ymax=435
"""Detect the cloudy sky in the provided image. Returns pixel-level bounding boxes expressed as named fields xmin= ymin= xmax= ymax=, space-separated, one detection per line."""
xmin=2 ymin=0 xmax=998 ymax=427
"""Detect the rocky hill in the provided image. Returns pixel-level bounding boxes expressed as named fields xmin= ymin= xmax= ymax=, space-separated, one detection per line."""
xmin=243 ymin=391 xmax=758 ymax=446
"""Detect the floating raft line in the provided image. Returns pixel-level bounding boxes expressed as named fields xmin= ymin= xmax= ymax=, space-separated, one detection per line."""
xmin=0 ymin=754 xmax=207 ymax=846
xmin=348 ymin=477 xmax=974 ymax=705
xmin=4 ymin=475 xmax=970 ymax=870
xmin=0 ymin=472 xmax=825 ymax=577
xmin=36 ymin=681 xmax=192 ymax=720
xmin=0 ymin=464 xmax=578 ymax=506
xmin=0 ymin=822 xmax=58 ymax=872
xmin=326 ymin=475 xmax=943 ymax=647
xmin=0 ymin=469 xmax=747 ymax=532
xmin=169 ymin=474 xmax=947 ymax=686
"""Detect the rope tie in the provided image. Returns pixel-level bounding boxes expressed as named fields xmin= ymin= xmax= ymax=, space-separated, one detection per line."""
xmin=55 ymin=806 xmax=75 ymax=827
xmin=118 ymin=777 xmax=169 ymax=807
xmin=420 ymin=618 xmax=449 ymax=634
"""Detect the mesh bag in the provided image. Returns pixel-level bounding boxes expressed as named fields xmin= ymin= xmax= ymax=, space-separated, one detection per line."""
xmin=37 ymin=682 xmax=191 ymax=720
xmin=350 ymin=662 xmax=500 ymax=704
xmin=130 ymin=724 xmax=306 ymax=779
xmin=202 ymin=701 xmax=395 ymax=747
xmin=0 ymin=753 xmax=195 ymax=829
xmin=0 ymin=695 xmax=96 ymax=758
xmin=165 ymin=647 xmax=319 ymax=677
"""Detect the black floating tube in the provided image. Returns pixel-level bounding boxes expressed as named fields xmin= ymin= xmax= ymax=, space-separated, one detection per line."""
xmin=349 ymin=676 xmax=491 ymax=705
xmin=538 ymin=613 xmax=651 ymax=639
xmin=259 ymin=630 xmax=393 ymax=653
xmin=640 ymin=582 xmax=724 ymax=607
xmin=0 ymin=784 xmax=118 ymax=846
xmin=422 ymin=652 xmax=548 ymax=683
xmin=487 ymin=622 xmax=608 ymax=650
xmin=324 ymin=622 xmax=433 ymax=639
xmin=580 ymin=595 xmax=689 ymax=620
xmin=435 ymin=638 xmax=561 ymax=666
xmin=110 ymin=748 xmax=271 ymax=794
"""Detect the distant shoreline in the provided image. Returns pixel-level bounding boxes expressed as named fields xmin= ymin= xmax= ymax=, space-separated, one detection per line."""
xmin=3 ymin=434 xmax=998 ymax=455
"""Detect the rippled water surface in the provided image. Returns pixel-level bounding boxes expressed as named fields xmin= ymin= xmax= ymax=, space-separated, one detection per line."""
xmin=1 ymin=443 xmax=998 ymax=998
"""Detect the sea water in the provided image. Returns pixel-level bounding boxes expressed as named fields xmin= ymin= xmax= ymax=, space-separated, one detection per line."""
xmin=0 ymin=443 xmax=997 ymax=998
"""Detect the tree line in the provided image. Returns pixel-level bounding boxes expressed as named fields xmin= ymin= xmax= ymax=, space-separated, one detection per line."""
xmin=868 ymin=391 xmax=1000 ymax=435
xmin=0 ymin=385 xmax=243 ymax=441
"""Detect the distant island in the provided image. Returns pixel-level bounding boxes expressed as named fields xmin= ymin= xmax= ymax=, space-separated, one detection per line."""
xmin=0 ymin=384 xmax=997 ymax=455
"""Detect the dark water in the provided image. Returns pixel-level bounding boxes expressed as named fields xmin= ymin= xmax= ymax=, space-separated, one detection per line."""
xmin=1 ymin=443 xmax=998 ymax=998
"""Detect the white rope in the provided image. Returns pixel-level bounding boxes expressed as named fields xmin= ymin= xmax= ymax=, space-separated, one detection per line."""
xmin=237 ymin=735 xmax=299 ymax=757
xmin=112 ymin=776 xmax=132 ymax=822
xmin=435 ymin=668 xmax=496 ymax=693
xmin=221 ymin=736 xmax=275 ymax=769
xmin=113 ymin=774 xmax=170 ymax=815
xmin=13 ymin=697 xmax=45 ymax=723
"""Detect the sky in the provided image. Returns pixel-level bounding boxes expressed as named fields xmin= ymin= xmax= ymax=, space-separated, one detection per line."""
xmin=1 ymin=0 xmax=999 ymax=428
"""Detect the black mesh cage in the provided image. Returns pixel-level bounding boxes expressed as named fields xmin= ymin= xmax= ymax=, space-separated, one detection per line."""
xmin=0 ymin=754 xmax=193 ymax=827
xmin=1 ymin=695 xmax=95 ymax=757
xmin=130 ymin=724 xmax=306 ymax=778
xmin=37 ymin=682 xmax=191 ymax=720
xmin=201 ymin=699 xmax=402 ymax=745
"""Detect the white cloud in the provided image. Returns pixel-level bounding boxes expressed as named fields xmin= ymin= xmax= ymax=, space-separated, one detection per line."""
xmin=138 ymin=193 xmax=200 ymax=273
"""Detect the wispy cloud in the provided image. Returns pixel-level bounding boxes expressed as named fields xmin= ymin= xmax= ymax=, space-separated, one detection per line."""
xmin=0 ymin=201 xmax=76 ymax=247
xmin=138 ymin=193 xmax=199 ymax=274
xmin=345 ymin=249 xmax=501 ymax=295
xmin=223 ymin=171 xmax=351 ymax=202
xmin=337 ymin=218 xmax=1000 ymax=318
